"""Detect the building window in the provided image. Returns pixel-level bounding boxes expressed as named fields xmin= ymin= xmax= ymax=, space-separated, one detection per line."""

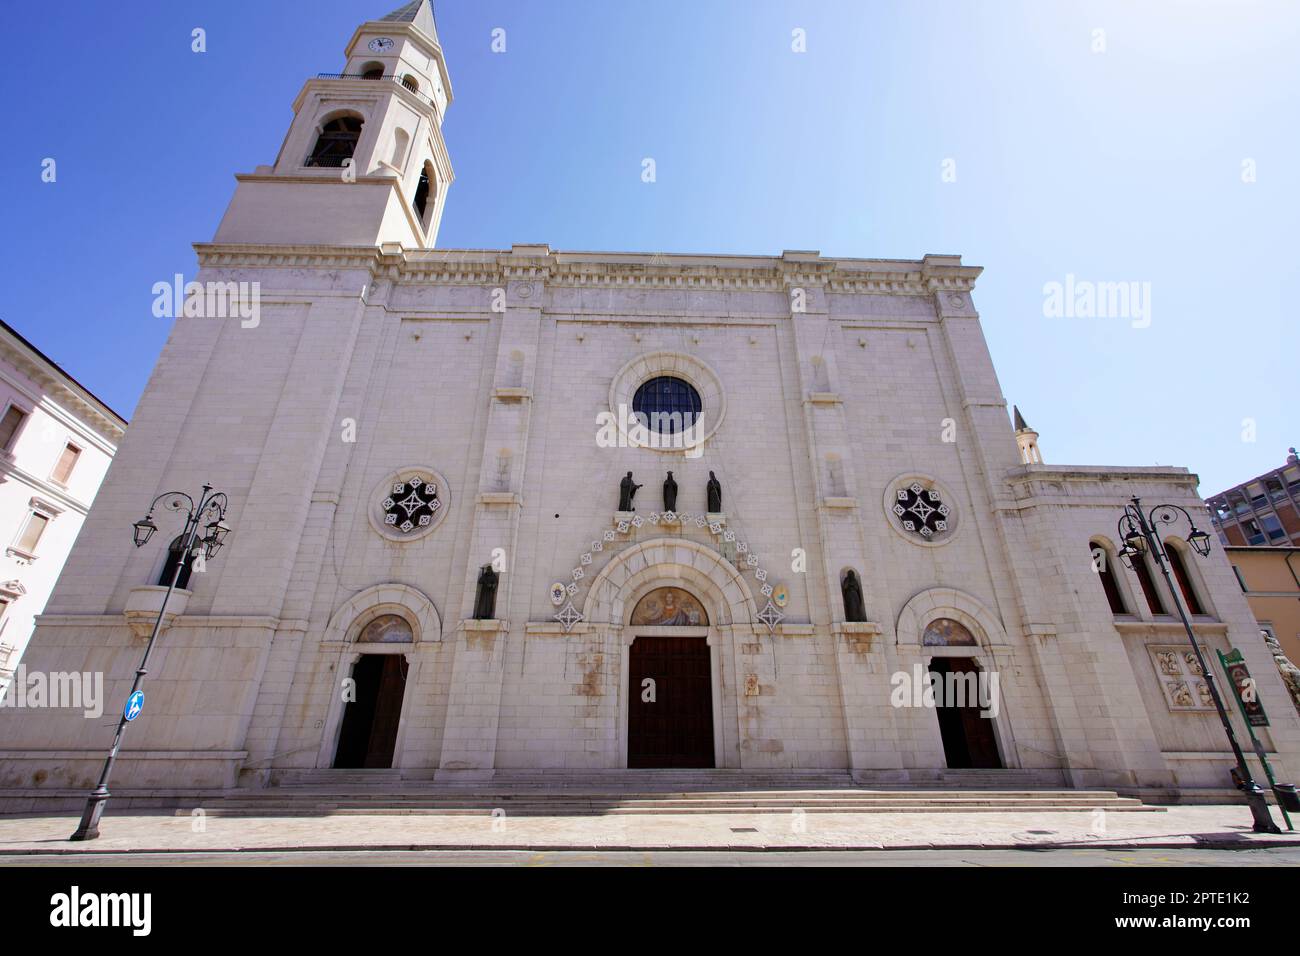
xmin=1091 ymin=543 xmax=1128 ymax=615
xmin=892 ymin=481 xmax=953 ymax=541
xmin=0 ymin=405 xmax=28 ymax=451
xmin=1165 ymin=542 xmax=1205 ymax=615
xmin=14 ymin=512 xmax=49 ymax=555
xmin=1130 ymin=553 xmax=1167 ymax=615
xmin=49 ymin=443 xmax=81 ymax=485
xmin=360 ymin=62 xmax=384 ymax=79
xmin=1232 ymin=565 xmax=1248 ymax=592
xmin=158 ymin=535 xmax=194 ymax=589
xmin=413 ymin=161 xmax=437 ymax=226
xmin=401 ymin=74 xmax=419 ymax=92
xmin=305 ymin=116 xmax=363 ymax=168
xmin=632 ymin=376 xmax=702 ymax=435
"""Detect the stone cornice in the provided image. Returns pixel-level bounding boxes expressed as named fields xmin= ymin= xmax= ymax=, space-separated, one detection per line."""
xmin=0 ymin=327 xmax=126 ymax=443
xmin=191 ymin=244 xmax=983 ymax=297
xmin=1006 ymin=464 xmax=1199 ymax=487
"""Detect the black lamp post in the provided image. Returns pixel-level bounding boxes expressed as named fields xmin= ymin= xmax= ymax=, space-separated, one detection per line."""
xmin=1116 ymin=496 xmax=1280 ymax=834
xmin=70 ymin=484 xmax=231 ymax=841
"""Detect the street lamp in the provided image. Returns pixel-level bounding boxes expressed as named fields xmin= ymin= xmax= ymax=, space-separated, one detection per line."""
xmin=70 ymin=483 xmax=231 ymax=841
xmin=1116 ymin=496 xmax=1280 ymax=833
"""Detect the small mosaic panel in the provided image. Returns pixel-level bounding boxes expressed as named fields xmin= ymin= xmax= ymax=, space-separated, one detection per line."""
xmin=357 ymin=614 xmax=413 ymax=643
xmin=630 ymin=587 xmax=708 ymax=626
xmin=922 ymin=617 xmax=977 ymax=646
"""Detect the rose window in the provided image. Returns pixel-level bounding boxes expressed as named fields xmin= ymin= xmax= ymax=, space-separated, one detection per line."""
xmin=893 ymin=482 xmax=951 ymax=539
xmin=382 ymin=476 xmax=441 ymax=533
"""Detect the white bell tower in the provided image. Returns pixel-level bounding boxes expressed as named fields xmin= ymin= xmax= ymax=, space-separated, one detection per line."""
xmin=212 ymin=0 xmax=453 ymax=249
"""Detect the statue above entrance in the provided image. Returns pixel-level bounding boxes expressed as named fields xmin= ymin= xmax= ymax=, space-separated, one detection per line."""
xmin=631 ymin=587 xmax=709 ymax=627
xmin=618 ymin=471 xmax=642 ymax=511
xmin=707 ymin=471 xmax=722 ymax=513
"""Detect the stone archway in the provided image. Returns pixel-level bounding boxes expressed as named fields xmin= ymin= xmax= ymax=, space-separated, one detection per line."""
xmin=582 ymin=538 xmax=759 ymax=768
xmin=316 ymin=584 xmax=443 ymax=770
xmin=895 ymin=587 xmax=1018 ymax=770
xmin=581 ymin=537 xmax=758 ymax=627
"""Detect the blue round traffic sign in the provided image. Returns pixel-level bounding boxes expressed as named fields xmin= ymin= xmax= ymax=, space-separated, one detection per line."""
xmin=123 ymin=691 xmax=145 ymax=722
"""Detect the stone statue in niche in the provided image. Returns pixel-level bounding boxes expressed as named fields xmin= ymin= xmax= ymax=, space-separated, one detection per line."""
xmin=618 ymin=471 xmax=642 ymax=511
xmin=841 ymin=570 xmax=867 ymax=623
xmin=663 ymin=471 xmax=678 ymax=511
xmin=707 ymin=471 xmax=722 ymax=513
xmin=473 ymin=565 xmax=499 ymax=619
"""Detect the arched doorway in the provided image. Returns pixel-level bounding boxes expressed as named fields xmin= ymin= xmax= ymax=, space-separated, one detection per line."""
xmin=924 ymin=619 xmax=1001 ymax=769
xmin=627 ymin=587 xmax=714 ymax=768
xmin=333 ymin=615 xmax=412 ymax=768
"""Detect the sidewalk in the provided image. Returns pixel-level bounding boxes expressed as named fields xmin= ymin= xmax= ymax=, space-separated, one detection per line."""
xmin=1 ymin=805 xmax=1297 ymax=855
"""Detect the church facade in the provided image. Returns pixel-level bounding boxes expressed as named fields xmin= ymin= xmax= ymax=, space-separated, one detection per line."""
xmin=3 ymin=1 xmax=1297 ymax=802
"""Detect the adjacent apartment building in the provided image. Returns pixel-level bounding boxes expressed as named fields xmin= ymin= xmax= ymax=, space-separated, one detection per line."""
xmin=0 ymin=321 xmax=125 ymax=692
xmin=1208 ymin=449 xmax=1300 ymax=548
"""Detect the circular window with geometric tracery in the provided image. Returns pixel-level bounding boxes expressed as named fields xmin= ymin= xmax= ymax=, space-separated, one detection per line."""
xmin=383 ymin=475 xmax=441 ymax=533
xmin=884 ymin=474 xmax=958 ymax=546
xmin=368 ymin=466 xmax=451 ymax=542
xmin=607 ymin=351 xmax=726 ymax=453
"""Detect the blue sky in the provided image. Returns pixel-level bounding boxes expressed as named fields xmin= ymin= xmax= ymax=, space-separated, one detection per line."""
xmin=2 ymin=0 xmax=1296 ymax=494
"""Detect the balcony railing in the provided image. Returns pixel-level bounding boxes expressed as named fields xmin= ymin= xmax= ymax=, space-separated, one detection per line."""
xmin=315 ymin=72 xmax=438 ymax=111
xmin=303 ymin=153 xmax=354 ymax=168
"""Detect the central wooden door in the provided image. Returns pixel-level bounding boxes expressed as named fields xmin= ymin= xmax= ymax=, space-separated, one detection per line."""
xmin=628 ymin=635 xmax=714 ymax=768
xmin=333 ymin=654 xmax=407 ymax=769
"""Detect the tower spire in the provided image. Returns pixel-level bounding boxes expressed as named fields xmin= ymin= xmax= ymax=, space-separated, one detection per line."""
xmin=380 ymin=1 xmax=436 ymax=35
xmin=1013 ymin=405 xmax=1043 ymax=464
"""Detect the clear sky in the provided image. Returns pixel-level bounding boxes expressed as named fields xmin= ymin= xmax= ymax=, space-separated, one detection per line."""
xmin=2 ymin=0 xmax=1296 ymax=495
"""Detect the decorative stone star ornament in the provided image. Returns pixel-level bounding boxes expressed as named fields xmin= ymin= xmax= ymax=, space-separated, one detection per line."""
xmin=555 ymin=603 xmax=583 ymax=632
xmin=756 ymin=601 xmax=784 ymax=633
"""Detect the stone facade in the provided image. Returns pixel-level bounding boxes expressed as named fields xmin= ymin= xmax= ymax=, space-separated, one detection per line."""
xmin=0 ymin=321 xmax=123 ymax=695
xmin=2 ymin=2 xmax=1297 ymax=800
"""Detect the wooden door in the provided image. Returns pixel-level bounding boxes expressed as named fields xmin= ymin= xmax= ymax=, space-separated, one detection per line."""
xmin=364 ymin=655 xmax=406 ymax=768
xmin=929 ymin=657 xmax=1001 ymax=770
xmin=333 ymin=654 xmax=406 ymax=769
xmin=628 ymin=636 xmax=714 ymax=768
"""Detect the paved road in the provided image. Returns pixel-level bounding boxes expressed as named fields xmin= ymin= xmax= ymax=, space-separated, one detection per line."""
xmin=2 ymin=846 xmax=1298 ymax=866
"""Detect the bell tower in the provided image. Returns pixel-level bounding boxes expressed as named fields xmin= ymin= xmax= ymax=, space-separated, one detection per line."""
xmin=213 ymin=0 xmax=453 ymax=248
xmin=1013 ymin=405 xmax=1043 ymax=464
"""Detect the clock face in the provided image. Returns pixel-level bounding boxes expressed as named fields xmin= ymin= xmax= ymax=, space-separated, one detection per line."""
xmin=368 ymin=37 xmax=394 ymax=53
